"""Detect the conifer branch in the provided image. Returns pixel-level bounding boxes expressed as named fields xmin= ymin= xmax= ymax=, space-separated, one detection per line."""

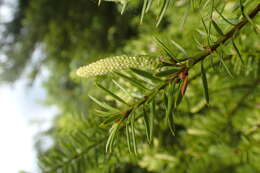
xmin=77 ymin=3 xmax=260 ymax=154
xmin=191 ymin=3 xmax=260 ymax=66
xmin=120 ymin=4 xmax=260 ymax=125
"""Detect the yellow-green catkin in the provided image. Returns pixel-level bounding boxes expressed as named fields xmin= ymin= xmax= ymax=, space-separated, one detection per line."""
xmin=76 ymin=55 xmax=158 ymax=77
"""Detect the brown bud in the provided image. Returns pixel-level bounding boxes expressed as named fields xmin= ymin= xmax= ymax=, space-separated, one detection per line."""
xmin=181 ymin=75 xmax=188 ymax=96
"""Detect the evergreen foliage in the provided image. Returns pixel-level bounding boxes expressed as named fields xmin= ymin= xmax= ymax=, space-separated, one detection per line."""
xmin=0 ymin=0 xmax=260 ymax=172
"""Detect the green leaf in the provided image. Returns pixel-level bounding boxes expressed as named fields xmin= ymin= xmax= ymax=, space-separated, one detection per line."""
xmin=95 ymin=109 xmax=117 ymax=117
xmin=141 ymin=0 xmax=148 ymax=23
xmin=217 ymin=50 xmax=233 ymax=78
xmin=201 ymin=60 xmax=209 ymax=104
xmin=112 ymin=79 xmax=133 ymax=98
xmin=166 ymin=82 xmax=175 ymax=136
xmin=99 ymin=114 xmax=122 ymax=127
xmin=167 ymin=111 xmax=175 ymax=136
xmin=121 ymin=1 xmax=128 ymax=14
xmin=196 ymin=29 xmax=208 ymax=37
xmin=231 ymin=37 xmax=244 ymax=64
xmin=171 ymin=40 xmax=188 ymax=56
xmin=146 ymin=0 xmax=153 ymax=13
xmin=215 ymin=8 xmax=236 ymax=25
xmin=193 ymin=35 xmax=204 ymax=49
xmin=96 ymin=83 xmax=130 ymax=106
xmin=89 ymin=95 xmax=119 ymax=112
xmin=208 ymin=0 xmax=215 ymax=42
xmin=155 ymin=67 xmax=180 ymax=77
xmin=106 ymin=122 xmax=121 ymax=152
xmin=211 ymin=19 xmax=224 ymax=36
xmin=202 ymin=0 xmax=211 ymax=9
xmin=126 ymin=123 xmax=132 ymax=153
xmin=130 ymin=68 xmax=162 ymax=82
xmin=201 ymin=15 xmax=212 ymax=46
xmin=115 ymin=72 xmax=149 ymax=90
xmin=155 ymin=37 xmax=177 ymax=62
xmin=200 ymin=16 xmax=208 ymax=35
xmin=163 ymin=90 xmax=168 ymax=109
xmin=143 ymin=107 xmax=151 ymax=143
xmin=149 ymin=99 xmax=155 ymax=142
xmin=156 ymin=0 xmax=171 ymax=27
xmin=130 ymin=113 xmax=137 ymax=155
